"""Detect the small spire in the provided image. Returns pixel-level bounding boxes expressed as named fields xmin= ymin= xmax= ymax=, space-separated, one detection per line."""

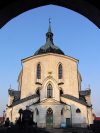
xmin=88 ymin=84 xmax=90 ymax=88
xmin=48 ymin=18 xmax=51 ymax=32
xmin=9 ymin=84 xmax=11 ymax=89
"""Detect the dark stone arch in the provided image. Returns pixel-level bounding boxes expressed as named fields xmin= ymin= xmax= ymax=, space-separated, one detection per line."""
xmin=35 ymin=108 xmax=39 ymax=115
xmin=61 ymin=107 xmax=65 ymax=115
xmin=0 ymin=0 xmax=100 ymax=29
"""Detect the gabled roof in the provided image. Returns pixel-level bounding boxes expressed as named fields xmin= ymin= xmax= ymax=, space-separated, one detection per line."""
xmin=8 ymin=94 xmax=39 ymax=107
xmin=28 ymin=97 xmax=66 ymax=107
xmin=39 ymin=98 xmax=66 ymax=105
xmin=61 ymin=94 xmax=87 ymax=106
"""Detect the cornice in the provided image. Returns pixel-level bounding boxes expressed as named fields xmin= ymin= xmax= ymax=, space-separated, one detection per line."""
xmin=21 ymin=53 xmax=78 ymax=63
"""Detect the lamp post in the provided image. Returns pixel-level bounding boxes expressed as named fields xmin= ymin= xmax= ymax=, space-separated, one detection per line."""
xmin=3 ymin=110 xmax=5 ymax=124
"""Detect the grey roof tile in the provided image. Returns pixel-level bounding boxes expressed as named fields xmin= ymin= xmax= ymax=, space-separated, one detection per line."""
xmin=8 ymin=94 xmax=39 ymax=107
xmin=61 ymin=94 xmax=87 ymax=106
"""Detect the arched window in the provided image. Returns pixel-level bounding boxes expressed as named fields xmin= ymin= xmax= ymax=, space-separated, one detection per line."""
xmin=36 ymin=109 xmax=39 ymax=115
xmin=58 ymin=64 xmax=62 ymax=79
xmin=76 ymin=108 xmax=81 ymax=113
xmin=47 ymin=84 xmax=53 ymax=98
xmin=47 ymin=108 xmax=53 ymax=115
xmin=37 ymin=63 xmax=41 ymax=79
xmin=61 ymin=108 xmax=63 ymax=115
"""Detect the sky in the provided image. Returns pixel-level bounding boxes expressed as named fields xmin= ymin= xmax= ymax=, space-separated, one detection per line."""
xmin=0 ymin=5 xmax=100 ymax=117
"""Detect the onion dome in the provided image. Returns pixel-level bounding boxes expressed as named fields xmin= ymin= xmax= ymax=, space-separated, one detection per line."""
xmin=34 ymin=21 xmax=64 ymax=55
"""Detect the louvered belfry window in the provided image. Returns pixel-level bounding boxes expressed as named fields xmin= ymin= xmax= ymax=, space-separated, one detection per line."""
xmin=47 ymin=84 xmax=53 ymax=98
xmin=59 ymin=64 xmax=62 ymax=79
xmin=37 ymin=63 xmax=41 ymax=79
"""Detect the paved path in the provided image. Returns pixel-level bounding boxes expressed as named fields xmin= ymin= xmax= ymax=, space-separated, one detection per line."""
xmin=46 ymin=129 xmax=64 ymax=133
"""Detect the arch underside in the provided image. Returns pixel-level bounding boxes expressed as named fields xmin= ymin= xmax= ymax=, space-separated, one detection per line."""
xmin=0 ymin=0 xmax=100 ymax=29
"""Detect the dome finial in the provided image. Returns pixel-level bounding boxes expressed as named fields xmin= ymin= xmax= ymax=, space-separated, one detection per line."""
xmin=48 ymin=18 xmax=51 ymax=32
xmin=34 ymin=20 xmax=65 ymax=56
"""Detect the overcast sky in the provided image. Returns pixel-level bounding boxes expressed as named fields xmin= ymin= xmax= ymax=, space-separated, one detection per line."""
xmin=0 ymin=5 xmax=100 ymax=117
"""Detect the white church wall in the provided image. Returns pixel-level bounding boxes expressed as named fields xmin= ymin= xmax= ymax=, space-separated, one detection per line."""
xmin=7 ymin=97 xmax=39 ymax=123
xmin=21 ymin=54 xmax=51 ymax=99
xmin=37 ymin=106 xmax=47 ymax=127
xmin=87 ymin=108 xmax=93 ymax=125
xmin=32 ymin=103 xmax=64 ymax=128
xmin=77 ymin=71 xmax=82 ymax=91
xmin=21 ymin=53 xmax=79 ymax=99
xmin=61 ymin=97 xmax=88 ymax=127
xmin=53 ymin=106 xmax=61 ymax=128
xmin=17 ymin=70 xmax=22 ymax=91
xmin=6 ymin=108 xmax=12 ymax=122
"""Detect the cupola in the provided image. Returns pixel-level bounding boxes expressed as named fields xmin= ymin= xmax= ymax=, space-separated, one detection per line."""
xmin=34 ymin=21 xmax=64 ymax=55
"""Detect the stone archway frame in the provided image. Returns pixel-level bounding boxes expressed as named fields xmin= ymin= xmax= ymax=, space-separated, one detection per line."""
xmin=40 ymin=75 xmax=61 ymax=101
xmin=0 ymin=0 xmax=100 ymax=29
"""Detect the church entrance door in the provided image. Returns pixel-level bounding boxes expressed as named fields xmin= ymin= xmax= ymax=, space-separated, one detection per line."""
xmin=66 ymin=118 xmax=70 ymax=127
xmin=46 ymin=108 xmax=53 ymax=128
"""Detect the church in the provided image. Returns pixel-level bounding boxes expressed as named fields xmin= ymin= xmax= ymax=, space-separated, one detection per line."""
xmin=6 ymin=22 xmax=93 ymax=128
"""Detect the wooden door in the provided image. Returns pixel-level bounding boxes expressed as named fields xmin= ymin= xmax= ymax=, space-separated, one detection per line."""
xmin=66 ymin=118 xmax=70 ymax=127
xmin=46 ymin=108 xmax=53 ymax=128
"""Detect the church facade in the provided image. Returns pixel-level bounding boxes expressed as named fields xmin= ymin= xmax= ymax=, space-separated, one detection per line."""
xmin=6 ymin=23 xmax=93 ymax=128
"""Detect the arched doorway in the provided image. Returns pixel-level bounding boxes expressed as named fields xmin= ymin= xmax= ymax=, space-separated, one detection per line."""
xmin=46 ymin=108 xmax=53 ymax=128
